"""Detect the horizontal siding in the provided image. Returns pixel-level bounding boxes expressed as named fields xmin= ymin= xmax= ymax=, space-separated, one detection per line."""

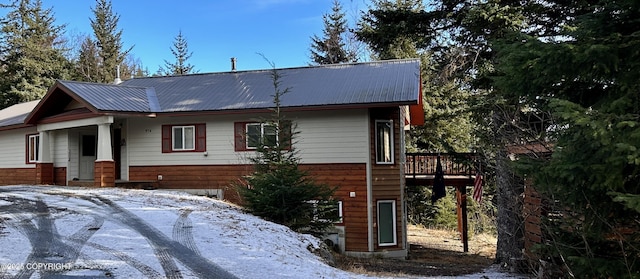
xmin=54 ymin=167 xmax=66 ymax=185
xmin=52 ymin=130 xmax=68 ymax=167
xmin=126 ymin=110 xmax=368 ymax=166
xmin=302 ymin=164 xmax=369 ymax=252
xmin=0 ymin=168 xmax=36 ymax=185
xmin=0 ymin=127 xmax=37 ymax=168
xmin=129 ymin=163 xmax=371 ymax=252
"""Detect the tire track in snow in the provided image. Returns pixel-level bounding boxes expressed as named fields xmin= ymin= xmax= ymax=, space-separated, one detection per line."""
xmin=81 ymin=195 xmax=237 ymax=279
xmin=172 ymin=209 xmax=201 ymax=256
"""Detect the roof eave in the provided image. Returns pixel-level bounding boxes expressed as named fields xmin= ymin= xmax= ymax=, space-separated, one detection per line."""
xmin=24 ymin=80 xmax=102 ymax=125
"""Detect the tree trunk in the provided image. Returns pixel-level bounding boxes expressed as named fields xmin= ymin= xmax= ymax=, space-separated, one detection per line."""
xmin=494 ymin=110 xmax=525 ymax=271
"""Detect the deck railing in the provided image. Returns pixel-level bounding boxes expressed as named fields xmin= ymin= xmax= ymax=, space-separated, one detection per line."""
xmin=405 ymin=152 xmax=480 ymax=178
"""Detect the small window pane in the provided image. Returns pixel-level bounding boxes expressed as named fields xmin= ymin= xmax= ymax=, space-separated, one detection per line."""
xmin=376 ymin=121 xmax=393 ymax=163
xmin=173 ymin=127 xmax=183 ymax=149
xmin=28 ymin=135 xmax=39 ymax=163
xmin=82 ymin=135 xmax=96 ymax=157
xmin=184 ymin=126 xmax=194 ymax=149
xmin=263 ymin=125 xmax=277 ymax=147
xmin=246 ymin=124 xmax=261 ymax=148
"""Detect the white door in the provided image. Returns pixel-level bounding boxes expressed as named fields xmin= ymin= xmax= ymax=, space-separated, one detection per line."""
xmin=79 ymin=134 xmax=96 ymax=180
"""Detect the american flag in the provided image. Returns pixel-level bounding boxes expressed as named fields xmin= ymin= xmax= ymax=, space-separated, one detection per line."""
xmin=473 ymin=172 xmax=483 ymax=203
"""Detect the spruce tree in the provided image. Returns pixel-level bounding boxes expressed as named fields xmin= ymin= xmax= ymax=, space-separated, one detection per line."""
xmin=89 ymin=0 xmax=132 ymax=83
xmin=309 ymin=0 xmax=356 ymax=65
xmin=163 ymin=30 xmax=195 ymax=75
xmin=74 ymin=35 xmax=101 ymax=82
xmin=488 ymin=0 xmax=640 ymax=276
xmin=238 ymin=60 xmax=338 ymax=235
xmin=0 ymin=0 xmax=72 ymax=108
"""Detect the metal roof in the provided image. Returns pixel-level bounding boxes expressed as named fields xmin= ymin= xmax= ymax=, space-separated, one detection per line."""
xmin=58 ymin=81 xmax=153 ymax=112
xmin=1 ymin=59 xmax=420 ymax=128
xmin=118 ymin=59 xmax=421 ymax=112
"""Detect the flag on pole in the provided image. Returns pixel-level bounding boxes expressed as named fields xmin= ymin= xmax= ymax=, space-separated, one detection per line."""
xmin=473 ymin=172 xmax=483 ymax=203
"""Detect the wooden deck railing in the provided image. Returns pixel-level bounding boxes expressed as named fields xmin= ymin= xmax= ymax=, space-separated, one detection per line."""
xmin=405 ymin=152 xmax=480 ymax=179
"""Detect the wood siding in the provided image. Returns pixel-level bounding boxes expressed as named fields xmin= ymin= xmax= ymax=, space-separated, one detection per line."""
xmin=0 ymin=168 xmax=35 ymax=185
xmin=370 ymin=107 xmax=404 ymax=251
xmin=54 ymin=167 xmax=66 ymax=185
xmin=129 ymin=163 xmax=370 ymax=252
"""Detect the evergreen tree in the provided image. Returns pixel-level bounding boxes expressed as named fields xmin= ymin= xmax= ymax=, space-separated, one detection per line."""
xmin=0 ymin=0 xmax=72 ymax=108
xmin=89 ymin=0 xmax=132 ymax=83
xmin=488 ymin=0 xmax=640 ymax=276
xmin=238 ymin=60 xmax=339 ymax=234
xmin=74 ymin=35 xmax=101 ymax=82
xmin=356 ymin=0 xmax=525 ymax=267
xmin=163 ymin=30 xmax=195 ymax=75
xmin=357 ymin=0 xmax=474 ymax=153
xmin=309 ymin=0 xmax=356 ymax=65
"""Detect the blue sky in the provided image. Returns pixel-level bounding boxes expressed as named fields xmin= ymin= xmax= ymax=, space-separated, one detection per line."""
xmin=30 ymin=0 xmax=370 ymax=73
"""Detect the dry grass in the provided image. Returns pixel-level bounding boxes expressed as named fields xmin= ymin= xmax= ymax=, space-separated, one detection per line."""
xmin=335 ymin=224 xmax=497 ymax=277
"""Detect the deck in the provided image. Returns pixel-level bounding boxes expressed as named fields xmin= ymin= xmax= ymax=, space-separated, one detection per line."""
xmin=405 ymin=152 xmax=480 ymax=187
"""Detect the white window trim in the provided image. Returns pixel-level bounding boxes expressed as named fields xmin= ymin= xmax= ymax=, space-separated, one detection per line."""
xmin=377 ymin=200 xmax=397 ymax=246
xmin=172 ymin=125 xmax=196 ymax=151
xmin=28 ymin=134 xmax=40 ymax=163
xmin=375 ymin=120 xmax=394 ymax=164
xmin=245 ymin=123 xmax=278 ymax=149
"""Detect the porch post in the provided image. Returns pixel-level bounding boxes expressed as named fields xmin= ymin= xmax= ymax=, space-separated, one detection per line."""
xmin=95 ymin=123 xmax=115 ymax=187
xmin=35 ymin=130 xmax=54 ymax=185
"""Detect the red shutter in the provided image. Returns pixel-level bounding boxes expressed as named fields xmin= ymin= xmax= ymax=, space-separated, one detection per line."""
xmin=161 ymin=125 xmax=172 ymax=153
xmin=195 ymin=123 xmax=206 ymax=152
xmin=282 ymin=120 xmax=293 ymax=150
xmin=234 ymin=122 xmax=248 ymax=151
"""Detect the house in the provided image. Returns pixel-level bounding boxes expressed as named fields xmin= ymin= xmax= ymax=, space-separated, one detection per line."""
xmin=0 ymin=59 xmax=424 ymax=257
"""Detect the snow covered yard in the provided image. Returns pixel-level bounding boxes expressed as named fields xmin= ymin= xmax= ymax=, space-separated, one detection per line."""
xmin=0 ymin=186 xmax=525 ymax=278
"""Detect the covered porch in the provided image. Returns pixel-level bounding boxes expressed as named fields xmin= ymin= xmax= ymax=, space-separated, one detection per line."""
xmin=35 ymin=115 xmax=120 ymax=187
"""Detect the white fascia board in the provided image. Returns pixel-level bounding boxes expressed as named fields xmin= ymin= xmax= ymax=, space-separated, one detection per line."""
xmin=37 ymin=116 xmax=114 ymax=132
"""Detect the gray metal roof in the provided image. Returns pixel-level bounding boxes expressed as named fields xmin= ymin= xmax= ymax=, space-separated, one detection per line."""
xmin=58 ymin=81 xmax=154 ymax=112
xmin=1 ymin=59 xmax=420 ymax=128
xmin=117 ymin=59 xmax=421 ymax=112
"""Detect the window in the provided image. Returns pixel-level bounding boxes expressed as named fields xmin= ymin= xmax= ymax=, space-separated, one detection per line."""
xmin=173 ymin=125 xmax=195 ymax=151
xmin=375 ymin=120 xmax=394 ymax=164
xmin=234 ymin=121 xmax=291 ymax=151
xmin=161 ymin=124 xmax=206 ymax=153
xmin=309 ymin=200 xmax=343 ymax=223
xmin=246 ymin=123 xmax=277 ymax=149
xmin=377 ymin=200 xmax=397 ymax=246
xmin=27 ymin=134 xmax=39 ymax=164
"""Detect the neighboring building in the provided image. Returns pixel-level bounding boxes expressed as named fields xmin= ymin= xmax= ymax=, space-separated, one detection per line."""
xmin=0 ymin=59 xmax=423 ymax=257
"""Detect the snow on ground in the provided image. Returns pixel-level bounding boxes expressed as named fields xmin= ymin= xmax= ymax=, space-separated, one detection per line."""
xmin=0 ymin=186 xmax=526 ymax=278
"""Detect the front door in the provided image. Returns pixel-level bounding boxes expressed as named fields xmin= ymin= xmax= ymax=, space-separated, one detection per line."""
xmin=79 ymin=134 xmax=96 ymax=180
